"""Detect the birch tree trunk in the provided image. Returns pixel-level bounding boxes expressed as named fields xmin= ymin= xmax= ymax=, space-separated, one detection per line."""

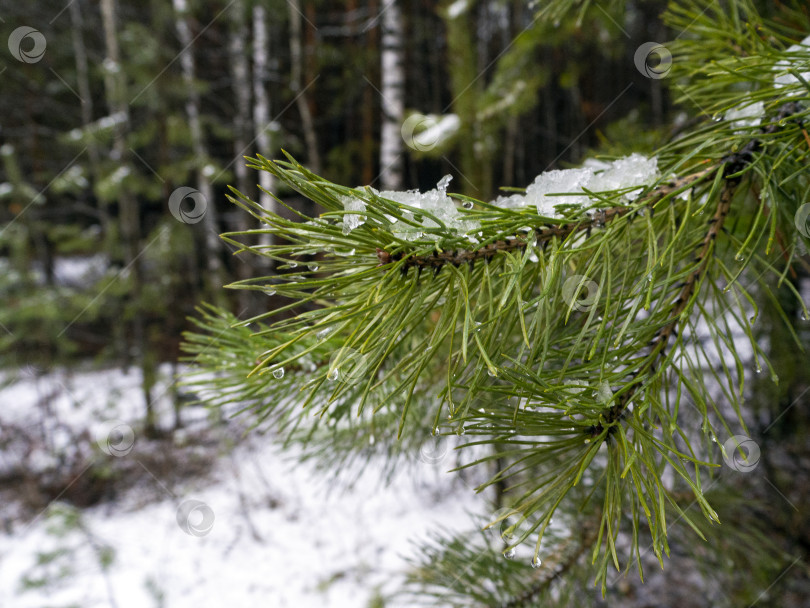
xmin=100 ymin=0 xmax=156 ymax=434
xmin=172 ymin=0 xmax=224 ymax=299
xmin=379 ymin=0 xmax=404 ymax=190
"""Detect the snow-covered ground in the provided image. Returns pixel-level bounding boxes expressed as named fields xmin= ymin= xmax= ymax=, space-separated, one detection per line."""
xmin=0 ymin=366 xmax=486 ymax=607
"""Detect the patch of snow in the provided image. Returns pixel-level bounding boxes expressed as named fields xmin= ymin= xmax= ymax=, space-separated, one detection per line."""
xmin=774 ymin=34 xmax=810 ymax=88
xmin=587 ymin=153 xmax=660 ymax=201
xmin=379 ymin=182 xmax=479 ymax=242
xmin=525 ymin=167 xmax=594 ymax=216
xmin=96 ymin=111 xmax=127 ymax=131
xmin=109 ymin=166 xmax=131 ymax=185
xmin=723 ymin=99 xmax=765 ymax=131
xmin=340 ymin=195 xmax=367 ymax=235
xmin=0 ymin=366 xmax=486 ymax=608
xmin=491 ymin=193 xmax=526 ymax=209
xmin=447 ymin=0 xmax=469 ymax=19
xmin=494 ymin=154 xmax=659 ymax=217
xmin=52 ymin=254 xmax=109 ymax=287
xmin=102 ymin=58 xmax=120 ymax=74
xmin=478 ymin=80 xmax=527 ymax=120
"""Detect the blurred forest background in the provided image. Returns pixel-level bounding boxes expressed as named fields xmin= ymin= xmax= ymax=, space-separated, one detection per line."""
xmin=2 ymin=0 xmax=810 ymax=605
xmin=0 ymin=0 xmax=672 ymax=423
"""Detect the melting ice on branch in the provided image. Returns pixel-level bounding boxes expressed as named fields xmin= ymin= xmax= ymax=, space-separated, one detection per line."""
xmin=340 ymin=175 xmax=478 ymax=241
xmin=494 ymin=153 xmax=660 ymax=217
xmin=340 ymin=196 xmax=367 ymax=235
xmin=773 ymin=34 xmax=810 ymax=88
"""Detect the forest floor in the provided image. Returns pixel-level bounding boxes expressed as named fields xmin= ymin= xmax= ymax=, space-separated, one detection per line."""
xmin=0 ymin=365 xmax=484 ymax=607
xmin=2 ymin=360 xmax=807 ymax=607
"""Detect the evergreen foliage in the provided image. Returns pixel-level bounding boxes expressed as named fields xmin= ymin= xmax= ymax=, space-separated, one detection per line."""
xmin=182 ymin=1 xmax=810 ymax=604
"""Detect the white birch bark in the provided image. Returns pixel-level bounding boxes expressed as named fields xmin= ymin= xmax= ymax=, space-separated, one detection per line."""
xmin=379 ymin=0 xmax=405 ymax=190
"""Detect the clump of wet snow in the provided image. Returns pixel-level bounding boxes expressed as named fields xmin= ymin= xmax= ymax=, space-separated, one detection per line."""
xmin=340 ymin=176 xmax=476 ymax=240
xmin=446 ymin=0 xmax=469 ymax=19
xmin=773 ymin=34 xmax=810 ymax=88
xmin=496 ymin=154 xmax=660 ymax=217
xmin=525 ymin=167 xmax=594 ymax=216
xmin=719 ymin=36 xmax=810 ymax=133
xmin=492 ymin=192 xmax=527 ymax=209
xmin=340 ymin=195 xmax=367 ymax=235
xmin=723 ymin=99 xmax=765 ymax=131
xmin=377 ymin=175 xmax=479 ymax=242
xmin=588 ymin=153 xmax=660 ymax=200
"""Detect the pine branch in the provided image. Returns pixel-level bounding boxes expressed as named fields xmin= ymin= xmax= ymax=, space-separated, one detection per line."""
xmin=184 ymin=16 xmax=810 ymax=600
xmin=589 ymin=101 xmax=806 ymax=439
xmin=376 ymin=168 xmax=715 ymax=274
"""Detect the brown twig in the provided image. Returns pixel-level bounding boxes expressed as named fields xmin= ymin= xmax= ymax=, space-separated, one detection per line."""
xmin=589 ymin=101 xmax=805 ymax=437
xmin=376 ymin=169 xmax=716 ymax=273
xmin=589 ymin=175 xmax=739 ymax=437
